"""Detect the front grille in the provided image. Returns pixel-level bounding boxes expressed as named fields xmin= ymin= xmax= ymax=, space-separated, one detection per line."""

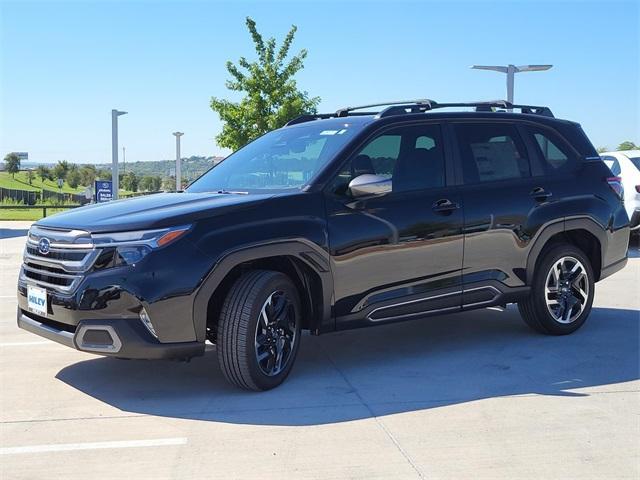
xmin=20 ymin=226 xmax=98 ymax=294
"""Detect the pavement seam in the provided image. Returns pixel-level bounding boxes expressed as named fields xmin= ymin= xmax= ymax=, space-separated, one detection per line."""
xmin=316 ymin=342 xmax=426 ymax=480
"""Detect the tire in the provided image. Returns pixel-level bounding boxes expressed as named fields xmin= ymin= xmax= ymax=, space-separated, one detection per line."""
xmin=518 ymin=243 xmax=595 ymax=335
xmin=217 ymin=270 xmax=302 ymax=391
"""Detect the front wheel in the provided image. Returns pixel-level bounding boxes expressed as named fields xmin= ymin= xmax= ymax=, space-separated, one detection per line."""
xmin=217 ymin=270 xmax=302 ymax=391
xmin=518 ymin=243 xmax=595 ymax=335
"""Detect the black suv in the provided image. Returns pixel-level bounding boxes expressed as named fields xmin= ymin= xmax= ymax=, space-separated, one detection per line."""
xmin=18 ymin=100 xmax=630 ymax=390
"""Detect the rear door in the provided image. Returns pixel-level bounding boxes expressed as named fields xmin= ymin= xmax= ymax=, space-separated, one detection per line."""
xmin=453 ymin=121 xmax=550 ymax=306
xmin=325 ymin=121 xmax=465 ymax=327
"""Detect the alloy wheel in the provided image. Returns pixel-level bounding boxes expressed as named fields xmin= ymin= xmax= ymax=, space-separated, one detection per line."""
xmin=254 ymin=290 xmax=297 ymax=376
xmin=544 ymin=256 xmax=590 ymax=324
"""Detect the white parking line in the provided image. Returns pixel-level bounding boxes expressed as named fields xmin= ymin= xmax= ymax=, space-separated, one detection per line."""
xmin=0 ymin=341 xmax=51 ymax=347
xmin=0 ymin=437 xmax=188 ymax=455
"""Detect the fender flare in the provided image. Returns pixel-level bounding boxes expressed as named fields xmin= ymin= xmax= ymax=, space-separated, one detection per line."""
xmin=525 ymin=216 xmax=608 ymax=284
xmin=192 ymin=239 xmax=333 ymax=342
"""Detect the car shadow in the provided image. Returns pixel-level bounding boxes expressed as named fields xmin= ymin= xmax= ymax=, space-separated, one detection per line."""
xmin=56 ymin=306 xmax=639 ymax=426
xmin=0 ymin=228 xmax=29 ymax=240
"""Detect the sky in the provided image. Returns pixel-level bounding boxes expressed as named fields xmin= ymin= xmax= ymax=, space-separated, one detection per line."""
xmin=1 ymin=0 xmax=638 ymax=164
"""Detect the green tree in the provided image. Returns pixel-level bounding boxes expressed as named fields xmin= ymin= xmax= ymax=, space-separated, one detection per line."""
xmin=151 ymin=175 xmax=162 ymax=192
xmin=121 ymin=171 xmax=138 ymax=192
xmin=139 ymin=175 xmax=152 ymax=191
xmin=97 ymin=169 xmax=111 ymax=180
xmin=210 ymin=17 xmax=320 ymax=151
xmin=617 ymin=141 xmax=638 ymax=151
xmin=79 ymin=165 xmax=97 ymax=186
xmin=596 ymin=146 xmax=608 ymax=153
xmin=162 ymin=176 xmax=175 ymax=191
xmin=36 ymin=165 xmax=51 ymax=183
xmin=26 ymin=169 xmax=34 ymax=185
xmin=4 ymin=153 xmax=20 ymax=178
xmin=67 ymin=169 xmax=81 ymax=189
xmin=53 ymin=160 xmax=70 ymax=180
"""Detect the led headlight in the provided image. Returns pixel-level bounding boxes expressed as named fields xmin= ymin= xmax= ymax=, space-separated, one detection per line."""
xmin=91 ymin=225 xmax=191 ymax=266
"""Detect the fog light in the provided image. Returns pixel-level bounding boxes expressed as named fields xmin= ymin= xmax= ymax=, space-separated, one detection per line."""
xmin=139 ymin=308 xmax=158 ymax=339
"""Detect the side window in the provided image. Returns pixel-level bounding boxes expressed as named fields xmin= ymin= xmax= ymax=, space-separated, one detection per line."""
xmin=526 ymin=126 xmax=577 ymax=174
xmin=601 ymin=156 xmax=621 ymax=176
xmin=329 ymin=124 xmax=446 ymax=195
xmin=455 ymin=123 xmax=530 ymax=184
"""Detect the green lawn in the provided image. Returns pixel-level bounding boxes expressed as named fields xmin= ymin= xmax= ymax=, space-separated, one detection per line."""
xmin=0 ymin=207 xmax=74 ymax=221
xmin=0 ymin=171 xmax=85 ymax=194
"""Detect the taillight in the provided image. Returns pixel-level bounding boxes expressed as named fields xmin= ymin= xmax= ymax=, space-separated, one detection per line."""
xmin=606 ymin=176 xmax=623 ymax=199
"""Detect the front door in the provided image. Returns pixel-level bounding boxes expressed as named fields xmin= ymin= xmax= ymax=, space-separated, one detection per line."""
xmin=324 ymin=122 xmax=465 ymax=328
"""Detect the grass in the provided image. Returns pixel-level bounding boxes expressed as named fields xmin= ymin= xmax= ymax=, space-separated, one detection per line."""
xmin=0 ymin=171 xmax=86 ymax=194
xmin=0 ymin=207 xmax=75 ymax=221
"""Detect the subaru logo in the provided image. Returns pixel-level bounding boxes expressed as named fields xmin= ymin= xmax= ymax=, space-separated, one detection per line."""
xmin=38 ymin=238 xmax=51 ymax=255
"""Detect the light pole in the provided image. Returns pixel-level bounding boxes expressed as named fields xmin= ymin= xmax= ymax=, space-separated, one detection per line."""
xmin=173 ymin=132 xmax=184 ymax=191
xmin=470 ymin=64 xmax=552 ymax=107
xmin=122 ymin=146 xmax=126 ymax=174
xmin=111 ymin=109 xmax=127 ymax=199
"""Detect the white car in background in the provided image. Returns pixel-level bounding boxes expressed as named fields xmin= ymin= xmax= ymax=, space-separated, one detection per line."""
xmin=601 ymin=150 xmax=640 ymax=231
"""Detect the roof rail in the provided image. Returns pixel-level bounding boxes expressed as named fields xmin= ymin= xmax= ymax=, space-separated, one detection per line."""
xmin=335 ymin=99 xmax=435 ymax=117
xmin=285 ymin=99 xmax=553 ymax=126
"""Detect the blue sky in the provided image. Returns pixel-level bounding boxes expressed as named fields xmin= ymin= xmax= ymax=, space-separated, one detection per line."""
xmin=1 ymin=0 xmax=638 ymax=164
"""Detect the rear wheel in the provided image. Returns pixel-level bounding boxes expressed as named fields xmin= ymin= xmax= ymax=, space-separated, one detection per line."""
xmin=518 ymin=243 xmax=595 ymax=335
xmin=217 ymin=270 xmax=301 ymax=391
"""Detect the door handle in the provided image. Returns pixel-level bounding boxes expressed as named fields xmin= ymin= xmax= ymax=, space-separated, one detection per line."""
xmin=432 ymin=198 xmax=460 ymax=213
xmin=530 ymin=187 xmax=552 ymax=201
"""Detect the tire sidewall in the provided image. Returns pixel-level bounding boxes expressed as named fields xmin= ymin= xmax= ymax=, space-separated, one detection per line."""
xmin=532 ymin=244 xmax=595 ymax=334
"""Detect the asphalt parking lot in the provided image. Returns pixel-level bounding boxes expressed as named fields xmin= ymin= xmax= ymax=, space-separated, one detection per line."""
xmin=1 ymin=221 xmax=638 ymax=479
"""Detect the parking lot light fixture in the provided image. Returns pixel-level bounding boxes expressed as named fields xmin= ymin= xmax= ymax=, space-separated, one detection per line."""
xmin=173 ymin=132 xmax=184 ymax=191
xmin=470 ymin=64 xmax=552 ymax=108
xmin=111 ymin=109 xmax=128 ymax=199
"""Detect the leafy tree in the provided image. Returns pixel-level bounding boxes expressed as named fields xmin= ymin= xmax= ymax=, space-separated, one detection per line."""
xmin=140 ymin=175 xmax=162 ymax=191
xmin=36 ymin=165 xmax=51 ymax=183
xmin=4 ymin=153 xmax=20 ymax=178
xmin=121 ymin=171 xmax=138 ymax=192
xmin=97 ymin=169 xmax=111 ymax=181
xmin=210 ymin=17 xmax=320 ymax=151
xmin=617 ymin=141 xmax=638 ymax=151
xmin=162 ymin=176 xmax=175 ymax=191
xmin=596 ymin=146 xmax=608 ymax=153
xmin=67 ymin=169 xmax=81 ymax=189
xmin=26 ymin=169 xmax=34 ymax=185
xmin=79 ymin=165 xmax=97 ymax=186
xmin=53 ymin=160 xmax=70 ymax=180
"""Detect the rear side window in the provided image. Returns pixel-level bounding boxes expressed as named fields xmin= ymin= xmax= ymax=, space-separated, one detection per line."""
xmin=454 ymin=123 xmax=530 ymax=184
xmin=526 ymin=126 xmax=577 ymax=174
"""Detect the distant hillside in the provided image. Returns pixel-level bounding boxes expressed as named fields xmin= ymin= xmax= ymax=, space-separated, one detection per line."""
xmin=96 ymin=156 xmax=224 ymax=182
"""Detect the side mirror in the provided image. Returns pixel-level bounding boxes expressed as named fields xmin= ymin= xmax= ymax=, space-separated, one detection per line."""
xmin=348 ymin=174 xmax=392 ymax=198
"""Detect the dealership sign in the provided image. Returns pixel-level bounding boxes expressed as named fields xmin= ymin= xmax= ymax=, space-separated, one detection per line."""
xmin=95 ymin=180 xmax=113 ymax=203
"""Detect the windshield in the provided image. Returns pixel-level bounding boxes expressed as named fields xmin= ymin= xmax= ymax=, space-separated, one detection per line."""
xmin=187 ymin=123 xmax=359 ymax=193
xmin=629 ymin=156 xmax=640 ymax=171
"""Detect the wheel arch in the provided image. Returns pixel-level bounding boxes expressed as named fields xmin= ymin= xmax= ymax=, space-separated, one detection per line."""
xmin=526 ymin=217 xmax=607 ymax=285
xmin=192 ymin=239 xmax=333 ymax=343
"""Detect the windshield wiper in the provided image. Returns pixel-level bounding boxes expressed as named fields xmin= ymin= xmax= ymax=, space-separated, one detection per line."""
xmin=216 ymin=190 xmax=249 ymax=195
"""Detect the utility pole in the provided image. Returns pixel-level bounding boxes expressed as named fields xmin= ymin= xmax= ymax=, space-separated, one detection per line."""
xmin=173 ymin=132 xmax=184 ymax=191
xmin=111 ymin=109 xmax=127 ymax=199
xmin=470 ymin=64 xmax=552 ymax=108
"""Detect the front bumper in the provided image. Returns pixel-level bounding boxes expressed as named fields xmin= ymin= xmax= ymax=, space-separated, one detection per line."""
xmin=17 ymin=308 xmax=204 ymax=360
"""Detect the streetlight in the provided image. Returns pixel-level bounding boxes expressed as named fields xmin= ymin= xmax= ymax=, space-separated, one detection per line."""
xmin=111 ymin=109 xmax=127 ymax=199
xmin=470 ymin=64 xmax=552 ymax=107
xmin=173 ymin=132 xmax=184 ymax=191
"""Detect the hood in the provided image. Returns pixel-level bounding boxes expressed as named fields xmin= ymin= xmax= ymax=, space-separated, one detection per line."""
xmin=35 ymin=192 xmax=275 ymax=233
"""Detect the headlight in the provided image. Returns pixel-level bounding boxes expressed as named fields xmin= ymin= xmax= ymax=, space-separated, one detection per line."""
xmin=91 ymin=225 xmax=191 ymax=266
